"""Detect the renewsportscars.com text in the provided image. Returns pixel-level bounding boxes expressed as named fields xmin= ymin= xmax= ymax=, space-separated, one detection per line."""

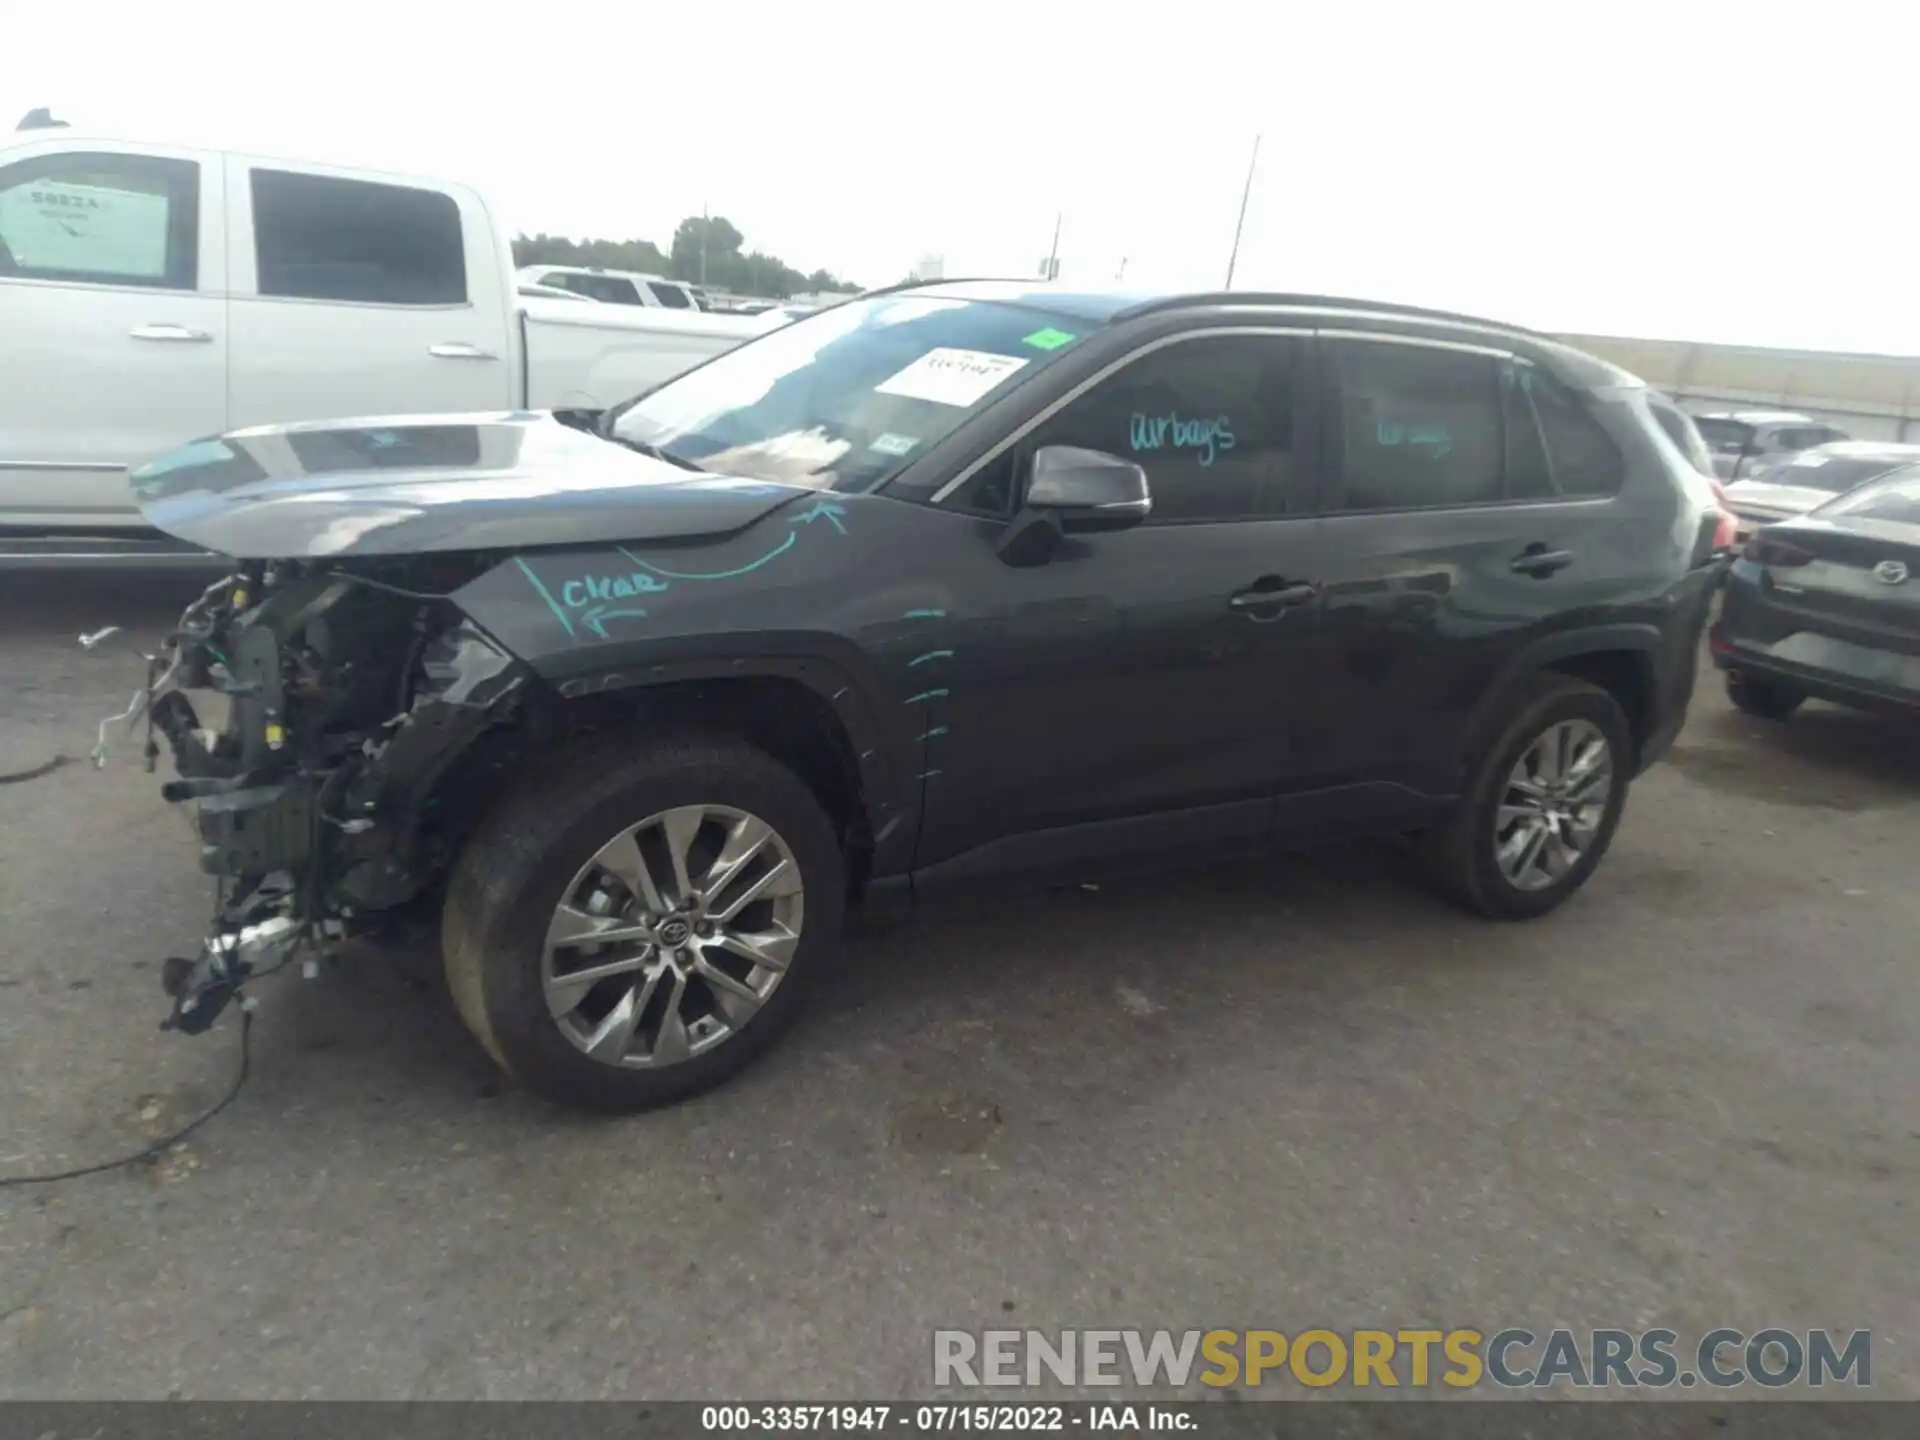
xmin=933 ymin=1327 xmax=1872 ymax=1390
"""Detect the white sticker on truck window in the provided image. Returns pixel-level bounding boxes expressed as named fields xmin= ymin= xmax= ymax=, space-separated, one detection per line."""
xmin=874 ymin=348 xmax=1029 ymax=408
xmin=869 ymin=433 xmax=920 ymax=457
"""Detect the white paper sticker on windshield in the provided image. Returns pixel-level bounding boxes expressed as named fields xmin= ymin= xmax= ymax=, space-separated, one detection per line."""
xmin=869 ymin=432 xmax=920 ymax=457
xmin=874 ymin=348 xmax=1029 ymax=408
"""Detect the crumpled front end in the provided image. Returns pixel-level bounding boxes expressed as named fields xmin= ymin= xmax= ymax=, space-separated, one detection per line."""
xmin=126 ymin=554 xmax=538 ymax=1032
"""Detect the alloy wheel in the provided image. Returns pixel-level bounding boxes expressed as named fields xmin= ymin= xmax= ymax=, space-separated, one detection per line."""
xmin=1492 ymin=719 xmax=1614 ymax=892
xmin=542 ymin=805 xmax=805 ymax=1068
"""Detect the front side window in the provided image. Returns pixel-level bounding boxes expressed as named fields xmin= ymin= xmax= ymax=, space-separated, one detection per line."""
xmin=0 ymin=151 xmax=197 ymax=288
xmin=1018 ymin=333 xmax=1303 ymax=523
xmin=1331 ymin=340 xmax=1504 ymax=510
xmin=646 ymin=280 xmax=693 ymax=309
xmin=252 ymin=169 xmax=466 ymax=304
xmin=610 ymin=293 xmax=1090 ymax=492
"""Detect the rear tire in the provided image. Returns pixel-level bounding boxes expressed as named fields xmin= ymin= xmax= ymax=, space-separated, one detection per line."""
xmin=1420 ymin=674 xmax=1632 ymax=920
xmin=443 ymin=730 xmax=844 ymax=1112
xmin=1726 ymin=670 xmax=1804 ymax=721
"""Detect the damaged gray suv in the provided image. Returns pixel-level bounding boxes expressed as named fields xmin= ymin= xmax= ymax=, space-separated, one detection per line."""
xmin=108 ymin=284 xmax=1724 ymax=1111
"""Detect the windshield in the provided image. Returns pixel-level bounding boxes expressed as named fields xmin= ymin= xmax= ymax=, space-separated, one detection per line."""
xmin=1759 ymin=453 xmax=1909 ymax=494
xmin=1818 ymin=466 xmax=1920 ymax=525
xmin=608 ymin=294 xmax=1092 ymax=491
xmin=1694 ymin=418 xmax=1755 ymax=455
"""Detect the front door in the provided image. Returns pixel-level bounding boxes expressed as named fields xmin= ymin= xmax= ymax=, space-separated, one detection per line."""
xmin=0 ymin=144 xmax=227 ymax=526
xmin=223 ymin=158 xmax=515 ymax=432
xmin=912 ymin=329 xmax=1327 ymax=878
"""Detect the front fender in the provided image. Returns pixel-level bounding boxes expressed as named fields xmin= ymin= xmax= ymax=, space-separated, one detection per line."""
xmin=448 ymin=494 xmax=957 ymax=877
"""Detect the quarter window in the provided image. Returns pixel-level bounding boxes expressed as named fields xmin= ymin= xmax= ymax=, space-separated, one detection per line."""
xmin=646 ymin=280 xmax=693 ymax=309
xmin=1524 ymin=367 xmax=1624 ymax=496
xmin=0 ymin=152 xmax=198 ymax=289
xmin=1331 ymin=340 xmax=1505 ymax=510
xmin=252 ymin=169 xmax=466 ymax=304
xmin=1022 ymin=334 xmax=1304 ymax=523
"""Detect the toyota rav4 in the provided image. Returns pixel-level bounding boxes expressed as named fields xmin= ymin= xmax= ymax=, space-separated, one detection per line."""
xmin=116 ymin=282 xmax=1725 ymax=1110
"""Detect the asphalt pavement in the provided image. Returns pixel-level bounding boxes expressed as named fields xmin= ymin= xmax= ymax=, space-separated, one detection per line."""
xmin=0 ymin=567 xmax=1915 ymax=1402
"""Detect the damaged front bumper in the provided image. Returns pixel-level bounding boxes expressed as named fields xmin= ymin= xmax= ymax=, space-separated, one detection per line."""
xmin=89 ymin=561 xmax=535 ymax=1034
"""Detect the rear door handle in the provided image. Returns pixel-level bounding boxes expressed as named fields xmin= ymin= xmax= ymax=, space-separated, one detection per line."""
xmin=1230 ymin=581 xmax=1319 ymax=612
xmin=429 ymin=342 xmax=498 ymax=360
xmin=1510 ymin=547 xmax=1574 ymax=577
xmin=129 ymin=323 xmax=213 ymax=343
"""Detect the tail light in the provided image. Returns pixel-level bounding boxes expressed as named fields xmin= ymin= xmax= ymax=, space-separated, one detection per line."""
xmin=1707 ymin=478 xmax=1738 ymax=552
xmin=1743 ymin=534 xmax=1813 ymax=567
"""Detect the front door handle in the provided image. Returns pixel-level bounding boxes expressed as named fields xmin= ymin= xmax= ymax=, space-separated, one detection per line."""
xmin=1230 ymin=581 xmax=1319 ymax=613
xmin=429 ymin=342 xmax=498 ymax=360
xmin=129 ymin=323 xmax=213 ymax=343
xmin=1510 ymin=546 xmax=1574 ymax=578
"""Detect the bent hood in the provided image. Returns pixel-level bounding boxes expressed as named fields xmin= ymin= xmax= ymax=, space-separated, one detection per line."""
xmin=130 ymin=412 xmax=811 ymax=558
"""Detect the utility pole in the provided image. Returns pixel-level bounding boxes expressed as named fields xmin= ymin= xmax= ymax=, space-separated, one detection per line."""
xmin=1224 ymin=134 xmax=1260 ymax=289
xmin=1044 ymin=213 xmax=1062 ymax=282
xmin=699 ymin=201 xmax=709 ymax=287
xmin=1116 ymin=256 xmax=1128 ymax=282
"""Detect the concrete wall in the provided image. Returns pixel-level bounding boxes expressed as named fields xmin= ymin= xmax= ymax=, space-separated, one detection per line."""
xmin=1556 ymin=333 xmax=1920 ymax=442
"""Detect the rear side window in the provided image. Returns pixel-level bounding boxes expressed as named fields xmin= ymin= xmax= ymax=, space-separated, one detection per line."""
xmin=1773 ymin=426 xmax=1833 ymax=453
xmin=1695 ymin=419 xmax=1754 ymax=456
xmin=646 ymin=281 xmax=693 ymax=309
xmin=0 ymin=151 xmax=198 ymax=289
xmin=252 ymin=169 xmax=466 ymax=304
xmin=1523 ymin=368 xmax=1624 ymax=496
xmin=1330 ymin=340 xmax=1505 ymax=510
xmin=571 ymin=273 xmax=640 ymax=303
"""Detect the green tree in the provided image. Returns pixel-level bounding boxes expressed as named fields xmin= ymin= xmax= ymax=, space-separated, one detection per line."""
xmin=513 ymin=233 xmax=670 ymax=274
xmin=669 ymin=216 xmax=745 ymax=286
xmin=513 ymin=217 xmax=858 ymax=300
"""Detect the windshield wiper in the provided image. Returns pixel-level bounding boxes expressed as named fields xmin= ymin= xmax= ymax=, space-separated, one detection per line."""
xmin=607 ymin=435 xmax=707 ymax=473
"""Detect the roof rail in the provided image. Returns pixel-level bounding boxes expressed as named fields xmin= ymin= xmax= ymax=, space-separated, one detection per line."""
xmin=1116 ymin=291 xmax=1544 ymax=338
xmin=853 ymin=276 xmax=1049 ymax=300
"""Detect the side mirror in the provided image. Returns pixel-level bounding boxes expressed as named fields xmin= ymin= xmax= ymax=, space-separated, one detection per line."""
xmin=1025 ymin=446 xmax=1152 ymax=533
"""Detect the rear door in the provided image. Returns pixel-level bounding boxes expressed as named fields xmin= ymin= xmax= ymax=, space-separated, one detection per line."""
xmin=0 ymin=142 xmax=226 ymax=525
xmin=224 ymin=159 xmax=515 ymax=430
xmin=1304 ymin=333 xmax=1640 ymax=808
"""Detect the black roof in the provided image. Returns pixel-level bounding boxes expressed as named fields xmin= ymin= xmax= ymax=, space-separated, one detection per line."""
xmin=863 ymin=279 xmax=1542 ymax=337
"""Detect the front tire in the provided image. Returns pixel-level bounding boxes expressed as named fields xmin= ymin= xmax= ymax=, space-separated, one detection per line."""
xmin=1726 ymin=670 xmax=1804 ymax=721
xmin=1421 ymin=674 xmax=1632 ymax=920
xmin=443 ymin=731 xmax=845 ymax=1112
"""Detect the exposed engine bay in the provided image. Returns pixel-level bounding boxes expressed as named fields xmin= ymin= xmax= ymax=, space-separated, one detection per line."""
xmin=99 ymin=556 xmax=536 ymax=1035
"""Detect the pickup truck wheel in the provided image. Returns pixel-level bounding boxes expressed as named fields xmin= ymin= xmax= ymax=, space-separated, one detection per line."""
xmin=443 ymin=733 xmax=844 ymax=1112
xmin=1419 ymin=675 xmax=1631 ymax=920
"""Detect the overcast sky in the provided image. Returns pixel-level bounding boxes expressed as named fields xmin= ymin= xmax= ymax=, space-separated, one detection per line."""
xmin=5 ymin=0 xmax=1912 ymax=354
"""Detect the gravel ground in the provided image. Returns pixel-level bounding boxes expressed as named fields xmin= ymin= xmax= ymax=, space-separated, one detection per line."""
xmin=0 ymin=567 xmax=1915 ymax=1403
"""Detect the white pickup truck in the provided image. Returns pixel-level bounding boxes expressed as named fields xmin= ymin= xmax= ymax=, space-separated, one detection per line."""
xmin=0 ymin=129 xmax=765 ymax=549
